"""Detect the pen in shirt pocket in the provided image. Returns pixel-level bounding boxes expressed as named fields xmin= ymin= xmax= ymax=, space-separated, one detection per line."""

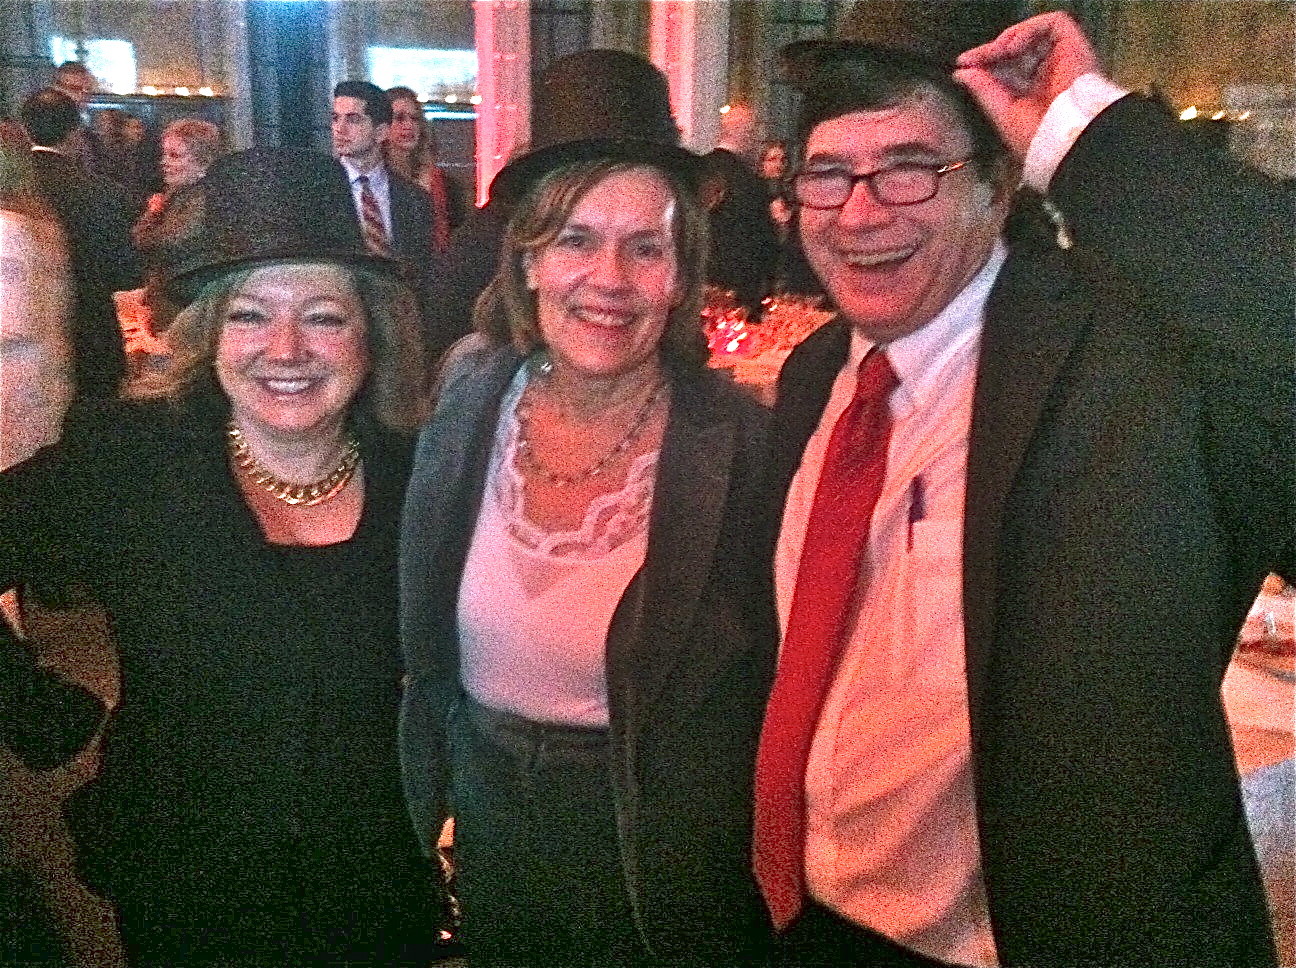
xmin=906 ymin=476 xmax=926 ymax=551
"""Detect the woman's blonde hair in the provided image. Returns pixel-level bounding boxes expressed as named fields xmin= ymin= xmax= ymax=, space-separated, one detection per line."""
xmin=126 ymin=262 xmax=431 ymax=430
xmin=473 ymin=159 xmax=710 ymax=371
xmin=384 ymin=88 xmax=439 ymax=183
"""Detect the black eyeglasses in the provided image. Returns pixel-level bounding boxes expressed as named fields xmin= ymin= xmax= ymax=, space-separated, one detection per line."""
xmin=791 ymin=160 xmax=971 ymax=209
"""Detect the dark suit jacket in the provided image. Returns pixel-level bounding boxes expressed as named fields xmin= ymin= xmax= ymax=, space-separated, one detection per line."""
xmin=30 ymin=149 xmax=143 ymax=398
xmin=399 ymin=343 xmax=778 ymax=965
xmin=704 ymin=148 xmax=782 ymax=313
xmin=770 ymin=97 xmax=1294 ymax=967
xmin=419 ymin=201 xmax=510 ymax=368
xmin=388 ymin=170 xmax=434 ymax=269
xmin=384 ymin=170 xmax=437 ymax=326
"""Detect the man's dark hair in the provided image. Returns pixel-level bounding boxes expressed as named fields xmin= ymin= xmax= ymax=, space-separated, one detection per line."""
xmin=333 ymin=80 xmax=392 ymax=126
xmin=795 ymin=44 xmax=1009 ymax=179
xmin=54 ymin=61 xmax=93 ymax=81
xmin=20 ymin=87 xmax=81 ymax=147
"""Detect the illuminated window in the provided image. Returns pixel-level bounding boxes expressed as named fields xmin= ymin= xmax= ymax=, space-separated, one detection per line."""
xmin=49 ymin=36 xmax=138 ymax=94
xmin=364 ymin=47 xmax=477 ymax=102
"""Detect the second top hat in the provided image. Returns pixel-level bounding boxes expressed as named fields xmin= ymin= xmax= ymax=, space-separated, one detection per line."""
xmin=162 ymin=148 xmax=396 ymax=305
xmin=488 ymin=49 xmax=701 ymax=206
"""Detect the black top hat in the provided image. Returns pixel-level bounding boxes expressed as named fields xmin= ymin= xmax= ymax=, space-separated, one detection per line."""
xmin=162 ymin=148 xmax=396 ymax=305
xmin=488 ymin=49 xmax=702 ymax=207
xmin=837 ymin=0 xmax=1017 ymax=68
xmin=779 ymin=1 xmax=1017 ymax=147
xmin=780 ymin=0 xmax=1019 ymax=91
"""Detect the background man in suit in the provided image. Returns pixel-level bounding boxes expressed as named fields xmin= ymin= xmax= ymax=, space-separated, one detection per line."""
xmin=331 ymin=80 xmax=433 ymax=313
xmin=20 ymin=87 xmax=141 ymax=399
xmin=49 ymin=61 xmax=105 ymax=175
xmin=755 ymin=11 xmax=1292 ymax=968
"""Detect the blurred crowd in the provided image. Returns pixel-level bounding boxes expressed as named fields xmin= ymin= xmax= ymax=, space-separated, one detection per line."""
xmin=1 ymin=12 xmax=1292 ymax=968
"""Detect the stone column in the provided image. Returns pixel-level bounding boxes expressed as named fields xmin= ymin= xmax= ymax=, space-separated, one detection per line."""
xmin=242 ymin=0 xmax=332 ymax=149
xmin=591 ymin=0 xmax=648 ymax=53
xmin=473 ymin=0 xmax=530 ymax=205
xmin=648 ymin=0 xmax=729 ymax=152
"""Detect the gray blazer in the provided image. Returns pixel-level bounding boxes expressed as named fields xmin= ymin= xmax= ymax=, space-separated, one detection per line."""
xmin=399 ymin=342 xmax=778 ymax=965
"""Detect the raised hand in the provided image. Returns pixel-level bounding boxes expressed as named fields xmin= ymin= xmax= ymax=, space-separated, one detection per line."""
xmin=953 ymin=12 xmax=1103 ymax=157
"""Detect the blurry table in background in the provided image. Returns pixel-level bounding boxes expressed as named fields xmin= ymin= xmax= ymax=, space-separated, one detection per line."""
xmin=706 ymin=290 xmax=835 ymax=405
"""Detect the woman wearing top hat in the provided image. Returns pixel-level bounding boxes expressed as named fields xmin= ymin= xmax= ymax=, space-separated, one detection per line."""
xmin=399 ymin=144 xmax=779 ymax=963
xmin=0 ymin=148 xmax=439 ymax=966
xmin=420 ymin=48 xmax=780 ymax=369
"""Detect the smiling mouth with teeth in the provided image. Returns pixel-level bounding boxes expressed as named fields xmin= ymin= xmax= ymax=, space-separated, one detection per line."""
xmin=844 ymin=247 xmax=918 ymax=267
xmin=573 ymin=308 xmax=635 ymax=327
xmin=259 ymin=378 xmax=317 ymax=394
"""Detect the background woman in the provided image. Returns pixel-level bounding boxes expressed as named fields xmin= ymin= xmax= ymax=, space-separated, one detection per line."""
xmin=2 ymin=148 xmax=437 ymax=967
xmin=384 ymin=85 xmax=466 ymax=253
xmin=400 ymin=154 xmax=777 ymax=967
xmin=131 ymin=118 xmax=223 ymax=252
xmin=130 ymin=118 xmax=226 ymax=336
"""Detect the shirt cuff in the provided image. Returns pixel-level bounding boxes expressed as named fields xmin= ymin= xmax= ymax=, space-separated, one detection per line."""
xmin=1022 ymin=73 xmax=1129 ymax=192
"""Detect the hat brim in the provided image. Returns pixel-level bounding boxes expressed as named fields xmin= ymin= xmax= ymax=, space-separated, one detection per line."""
xmin=489 ymin=137 xmax=704 ymax=207
xmin=164 ymin=248 xmax=400 ymax=307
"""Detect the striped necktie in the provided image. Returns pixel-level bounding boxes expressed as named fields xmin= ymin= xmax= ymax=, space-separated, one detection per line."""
xmin=356 ymin=174 xmax=392 ymax=256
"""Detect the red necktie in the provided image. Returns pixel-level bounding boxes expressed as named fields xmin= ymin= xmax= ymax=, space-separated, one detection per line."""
xmin=356 ymin=175 xmax=392 ymax=256
xmin=753 ymin=347 xmax=898 ymax=931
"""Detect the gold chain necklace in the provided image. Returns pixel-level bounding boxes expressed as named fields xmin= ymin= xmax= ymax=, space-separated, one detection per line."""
xmin=516 ymin=379 xmax=665 ymax=487
xmin=226 ymin=422 xmax=361 ymax=507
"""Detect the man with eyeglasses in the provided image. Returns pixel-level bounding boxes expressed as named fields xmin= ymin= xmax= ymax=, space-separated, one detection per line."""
xmin=756 ymin=11 xmax=1292 ymax=968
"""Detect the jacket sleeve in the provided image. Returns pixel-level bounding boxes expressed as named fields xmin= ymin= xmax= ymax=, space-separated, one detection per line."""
xmin=0 ymin=413 xmax=120 ymax=769
xmin=1051 ymin=95 xmax=1295 ymax=581
xmin=0 ymin=622 xmax=105 ymax=771
xmin=420 ymin=205 xmax=507 ymax=367
xmin=1050 ymin=96 xmax=1293 ymax=381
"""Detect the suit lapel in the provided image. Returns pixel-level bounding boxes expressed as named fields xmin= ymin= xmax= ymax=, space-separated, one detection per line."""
xmin=770 ymin=321 xmax=850 ymax=499
xmin=620 ymin=376 xmax=738 ymax=718
xmin=388 ymin=177 xmax=414 ymax=258
xmin=400 ymin=349 xmax=519 ymax=658
xmin=963 ymin=242 xmax=1091 ymax=706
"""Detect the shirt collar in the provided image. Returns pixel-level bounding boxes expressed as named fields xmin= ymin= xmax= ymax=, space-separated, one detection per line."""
xmin=849 ymin=238 xmax=1007 ymax=416
xmin=339 ymin=156 xmax=388 ymax=192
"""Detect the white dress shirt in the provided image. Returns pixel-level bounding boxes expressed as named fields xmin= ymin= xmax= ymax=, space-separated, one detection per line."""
xmin=772 ymin=73 xmax=1128 ymax=968
xmin=776 ymin=243 xmax=1005 ymax=966
xmin=338 ymin=156 xmax=394 ymax=240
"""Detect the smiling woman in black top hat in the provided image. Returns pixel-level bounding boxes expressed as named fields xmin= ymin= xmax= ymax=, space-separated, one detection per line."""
xmin=400 ymin=149 xmax=779 ymax=966
xmin=0 ymin=148 xmax=439 ymax=966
